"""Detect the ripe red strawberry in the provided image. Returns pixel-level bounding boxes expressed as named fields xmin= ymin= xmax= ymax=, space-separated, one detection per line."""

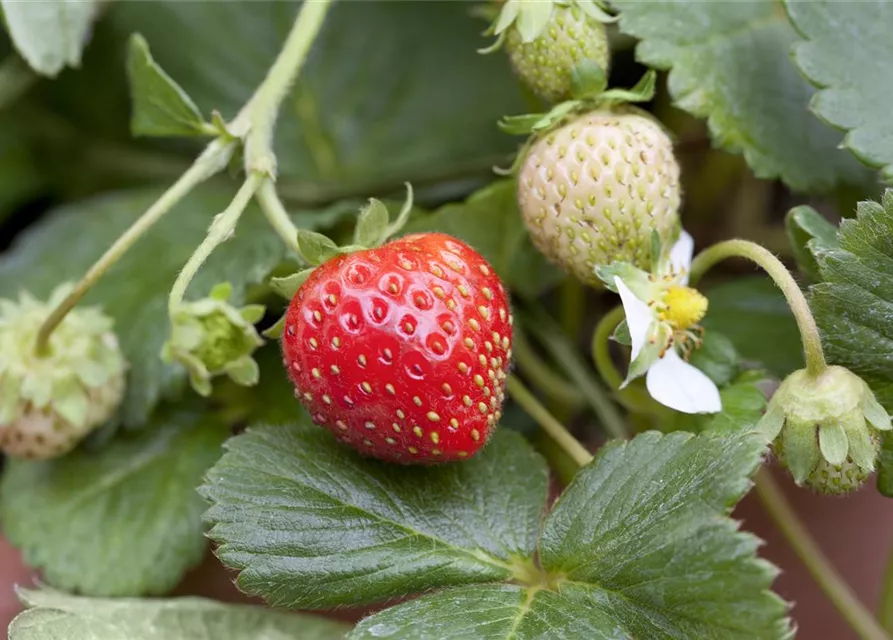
xmin=281 ymin=232 xmax=513 ymax=464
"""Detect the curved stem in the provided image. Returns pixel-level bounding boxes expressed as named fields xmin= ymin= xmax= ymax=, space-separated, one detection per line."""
xmin=35 ymin=140 xmax=235 ymax=355
xmin=513 ymin=326 xmax=584 ymax=408
xmin=754 ymin=470 xmax=889 ymax=640
xmin=240 ymin=0 xmax=333 ymax=175
xmin=878 ymin=543 xmax=893 ymax=633
xmin=592 ymin=306 xmax=625 ymax=391
xmin=168 ymin=174 xmax=263 ymax=312
xmin=256 ymin=179 xmax=300 ymax=255
xmin=689 ymin=239 xmax=826 ymax=376
xmin=506 ymin=376 xmax=593 ymax=468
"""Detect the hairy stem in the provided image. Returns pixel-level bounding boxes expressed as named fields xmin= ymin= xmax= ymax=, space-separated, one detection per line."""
xmin=168 ymin=174 xmax=263 ymax=312
xmin=35 ymin=140 xmax=235 ymax=355
xmin=239 ymin=0 xmax=333 ymax=176
xmin=256 ymin=180 xmax=301 ymax=255
xmin=754 ymin=470 xmax=889 ymax=640
xmin=506 ymin=376 xmax=593 ymax=468
xmin=689 ymin=239 xmax=826 ymax=377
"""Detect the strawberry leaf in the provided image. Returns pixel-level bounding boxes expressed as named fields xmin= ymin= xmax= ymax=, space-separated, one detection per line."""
xmin=9 ymin=588 xmax=348 ymax=640
xmin=404 ymin=180 xmax=563 ymax=299
xmin=613 ymin=0 xmax=870 ymax=192
xmin=786 ymin=205 xmax=840 ymax=282
xmin=786 ymin=1 xmax=893 ymax=181
xmin=200 ymin=418 xmax=549 ymax=609
xmin=352 ymin=431 xmax=790 ymax=638
xmin=0 ymin=408 xmax=227 ymax=597
xmin=0 ymin=186 xmax=339 ymax=427
xmin=103 ymin=1 xmax=524 ymax=196
xmin=701 ymin=277 xmax=802 ymax=378
xmin=126 ymin=34 xmax=212 ymax=138
xmin=809 ymin=190 xmax=893 ymax=409
xmin=0 ymin=0 xmax=98 ymax=77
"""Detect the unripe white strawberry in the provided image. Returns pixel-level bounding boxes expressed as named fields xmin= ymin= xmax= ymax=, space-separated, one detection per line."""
xmin=504 ymin=4 xmax=610 ymax=103
xmin=0 ymin=285 xmax=127 ymax=459
xmin=518 ymin=109 xmax=681 ymax=285
xmin=804 ymin=452 xmax=876 ymax=495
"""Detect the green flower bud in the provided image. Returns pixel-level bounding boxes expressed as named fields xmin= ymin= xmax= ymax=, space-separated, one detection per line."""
xmin=162 ymin=282 xmax=264 ymax=397
xmin=0 ymin=285 xmax=127 ymax=459
xmin=760 ymin=365 xmax=891 ymax=494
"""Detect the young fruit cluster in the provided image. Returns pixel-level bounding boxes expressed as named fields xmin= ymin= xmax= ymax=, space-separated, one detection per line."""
xmin=281 ymin=232 xmax=513 ymax=464
xmin=518 ymin=109 xmax=681 ymax=286
xmin=0 ymin=286 xmax=127 ymax=459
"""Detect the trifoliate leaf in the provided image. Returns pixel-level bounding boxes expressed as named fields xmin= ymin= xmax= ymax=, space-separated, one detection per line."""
xmin=786 ymin=1 xmax=893 ymax=181
xmin=404 ymin=180 xmax=562 ymax=299
xmin=810 ymin=190 xmax=893 ymax=409
xmin=126 ymin=34 xmax=211 ymax=137
xmin=104 ymin=1 xmax=524 ymax=194
xmin=702 ymin=277 xmax=801 ymax=378
xmin=0 ymin=408 xmax=227 ymax=596
xmin=201 ymin=419 xmax=549 ymax=609
xmin=354 ymin=431 xmax=790 ymax=638
xmin=613 ymin=0 xmax=870 ymax=192
xmin=786 ymin=205 xmax=840 ymax=282
xmin=0 ymin=0 xmax=98 ymax=77
xmin=0 ymin=186 xmax=332 ymax=427
xmin=539 ymin=430 xmax=790 ymax=639
xmin=9 ymin=588 xmax=348 ymax=640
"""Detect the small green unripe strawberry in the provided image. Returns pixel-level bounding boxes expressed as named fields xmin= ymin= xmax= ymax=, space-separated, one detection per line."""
xmin=0 ymin=285 xmax=127 ymax=459
xmin=804 ymin=450 xmax=877 ymax=495
xmin=518 ymin=109 xmax=681 ymax=286
xmin=505 ymin=4 xmax=610 ymax=103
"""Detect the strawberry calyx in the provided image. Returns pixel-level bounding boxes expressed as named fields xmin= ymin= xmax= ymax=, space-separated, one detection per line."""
xmin=264 ymin=184 xmax=414 ymax=338
xmin=476 ymin=0 xmax=616 ymax=55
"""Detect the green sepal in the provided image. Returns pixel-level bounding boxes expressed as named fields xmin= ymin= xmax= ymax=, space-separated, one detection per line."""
xmin=756 ymin=400 xmax=785 ymax=442
xmin=863 ymin=392 xmax=892 ymax=431
xmin=210 ymin=110 xmax=233 ymax=139
xmin=577 ymin=0 xmax=619 ymax=23
xmin=781 ymin=420 xmax=821 ymax=485
xmin=842 ymin=412 xmax=876 ymax=471
xmin=817 ymin=423 xmax=848 ymax=466
xmin=570 ymin=60 xmax=608 ymax=101
xmin=297 ymin=230 xmax=342 ymax=266
xmin=622 ymin=323 xmax=669 ymax=387
xmin=599 ymin=69 xmax=658 ymax=104
xmin=262 ymin=314 xmax=287 ymax=339
xmin=270 ymin=269 xmax=315 ymax=301
xmin=498 ymin=100 xmax=582 ymax=136
xmin=354 ymin=199 xmax=390 ymax=248
xmin=595 ymin=261 xmax=651 ymax=299
xmin=239 ymin=304 xmax=266 ymax=325
xmin=515 ymin=0 xmax=555 ymax=42
xmin=612 ymin=319 xmax=631 ymax=346
xmin=225 ymin=355 xmax=260 ymax=387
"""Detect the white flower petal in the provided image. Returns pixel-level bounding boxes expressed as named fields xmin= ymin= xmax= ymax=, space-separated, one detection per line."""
xmin=646 ymin=349 xmax=722 ymax=414
xmin=669 ymin=230 xmax=694 ymax=284
xmin=614 ymin=276 xmax=652 ymax=361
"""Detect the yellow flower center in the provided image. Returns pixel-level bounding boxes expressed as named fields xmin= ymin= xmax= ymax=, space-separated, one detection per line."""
xmin=662 ymin=286 xmax=708 ymax=330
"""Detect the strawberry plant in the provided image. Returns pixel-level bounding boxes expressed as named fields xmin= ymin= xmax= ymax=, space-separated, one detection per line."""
xmin=5 ymin=1 xmax=893 ymax=639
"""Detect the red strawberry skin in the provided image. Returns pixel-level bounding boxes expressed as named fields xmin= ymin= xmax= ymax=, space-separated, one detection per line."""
xmin=281 ymin=233 xmax=513 ymax=464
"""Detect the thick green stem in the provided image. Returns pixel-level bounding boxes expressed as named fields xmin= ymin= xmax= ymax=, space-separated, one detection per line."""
xmin=240 ymin=0 xmax=333 ymax=175
xmin=513 ymin=327 xmax=584 ymax=408
xmin=256 ymin=180 xmax=301 ymax=255
xmin=35 ymin=140 xmax=234 ymax=355
xmin=506 ymin=376 xmax=593 ymax=468
xmin=592 ymin=306 xmax=625 ymax=391
xmin=754 ymin=470 xmax=889 ymax=640
xmin=168 ymin=174 xmax=263 ymax=312
xmin=878 ymin=544 xmax=893 ymax=633
xmin=689 ymin=239 xmax=826 ymax=377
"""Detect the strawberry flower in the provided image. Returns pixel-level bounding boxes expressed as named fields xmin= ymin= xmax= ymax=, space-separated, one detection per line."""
xmin=597 ymin=231 xmax=722 ymax=414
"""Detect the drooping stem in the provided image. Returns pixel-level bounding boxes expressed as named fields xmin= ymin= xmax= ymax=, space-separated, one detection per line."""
xmin=240 ymin=0 xmax=333 ymax=175
xmin=35 ymin=140 xmax=235 ymax=355
xmin=513 ymin=326 xmax=584 ymax=408
xmin=754 ymin=470 xmax=889 ymax=640
xmin=878 ymin=543 xmax=893 ymax=633
xmin=689 ymin=239 xmax=826 ymax=377
xmin=506 ymin=376 xmax=593 ymax=468
xmin=592 ymin=305 xmax=625 ymax=391
xmin=168 ymin=174 xmax=263 ymax=313
xmin=256 ymin=180 xmax=301 ymax=255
